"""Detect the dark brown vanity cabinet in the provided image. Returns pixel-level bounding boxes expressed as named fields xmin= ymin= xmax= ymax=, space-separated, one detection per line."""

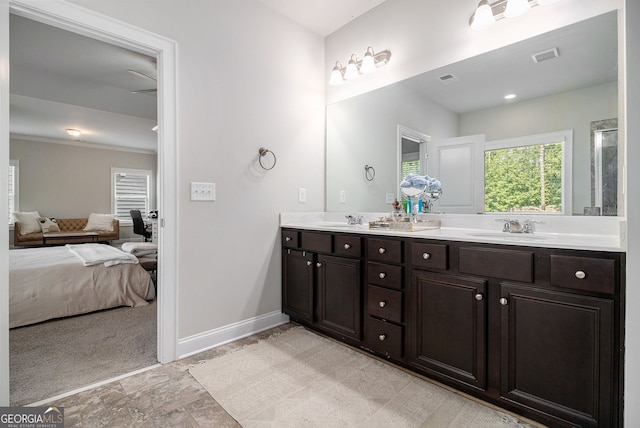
xmin=281 ymin=228 xmax=624 ymax=428
xmin=281 ymin=229 xmax=363 ymax=343
xmin=410 ymin=270 xmax=488 ymax=391
xmin=364 ymin=238 xmax=405 ymax=359
xmin=500 ymin=283 xmax=614 ymax=428
xmin=282 ymin=247 xmax=314 ymax=322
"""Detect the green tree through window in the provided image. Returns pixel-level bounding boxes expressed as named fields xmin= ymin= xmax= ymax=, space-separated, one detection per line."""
xmin=485 ymin=143 xmax=563 ymax=213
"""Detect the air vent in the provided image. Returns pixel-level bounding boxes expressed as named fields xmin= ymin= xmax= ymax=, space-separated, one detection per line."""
xmin=438 ymin=73 xmax=459 ymax=84
xmin=532 ymin=47 xmax=559 ymax=63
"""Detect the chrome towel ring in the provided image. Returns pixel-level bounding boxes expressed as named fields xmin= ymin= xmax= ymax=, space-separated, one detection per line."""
xmin=258 ymin=147 xmax=277 ymax=170
xmin=365 ymin=164 xmax=376 ymax=181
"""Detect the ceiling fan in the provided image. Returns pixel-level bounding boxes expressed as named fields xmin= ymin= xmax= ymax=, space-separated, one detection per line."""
xmin=127 ymin=69 xmax=157 ymax=94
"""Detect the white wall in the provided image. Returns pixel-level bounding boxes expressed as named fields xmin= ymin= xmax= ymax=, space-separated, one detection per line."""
xmin=624 ymin=0 xmax=639 ymax=424
xmin=10 ymin=138 xmax=157 ymax=218
xmin=326 ymin=81 xmax=458 ymax=211
xmin=67 ymin=0 xmax=326 ymax=339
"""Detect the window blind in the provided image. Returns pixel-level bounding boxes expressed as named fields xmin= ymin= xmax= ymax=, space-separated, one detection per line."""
xmin=114 ymin=172 xmax=149 ymax=219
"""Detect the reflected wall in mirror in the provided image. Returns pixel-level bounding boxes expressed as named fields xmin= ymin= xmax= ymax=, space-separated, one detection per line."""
xmin=326 ymin=11 xmax=619 ymax=215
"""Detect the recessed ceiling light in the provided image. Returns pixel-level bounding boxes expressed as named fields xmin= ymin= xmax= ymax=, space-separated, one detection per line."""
xmin=65 ymin=128 xmax=82 ymax=137
xmin=504 ymin=94 xmax=517 ymax=100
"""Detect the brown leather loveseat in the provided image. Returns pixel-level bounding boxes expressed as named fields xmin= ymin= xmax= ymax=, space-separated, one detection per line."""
xmin=14 ymin=218 xmax=120 ymax=247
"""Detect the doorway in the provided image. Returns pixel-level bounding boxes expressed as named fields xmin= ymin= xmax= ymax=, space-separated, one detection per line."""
xmin=0 ymin=0 xmax=178 ymax=405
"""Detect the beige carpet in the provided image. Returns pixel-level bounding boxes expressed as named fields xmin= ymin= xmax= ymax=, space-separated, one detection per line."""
xmin=189 ymin=327 xmax=534 ymax=427
xmin=10 ymin=300 xmax=157 ymax=406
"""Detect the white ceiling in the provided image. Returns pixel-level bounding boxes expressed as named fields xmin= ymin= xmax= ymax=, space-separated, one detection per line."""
xmin=10 ymin=14 xmax=158 ymax=152
xmin=257 ymin=0 xmax=387 ymax=37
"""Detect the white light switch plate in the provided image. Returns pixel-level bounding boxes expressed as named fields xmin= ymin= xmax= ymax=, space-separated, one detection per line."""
xmin=340 ymin=190 xmax=347 ymax=204
xmin=298 ymin=188 xmax=306 ymax=203
xmin=191 ymin=182 xmax=216 ymax=201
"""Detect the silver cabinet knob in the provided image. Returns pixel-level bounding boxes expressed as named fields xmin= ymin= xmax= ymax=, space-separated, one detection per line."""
xmin=422 ymin=253 xmax=431 ymax=260
xmin=378 ymin=247 xmax=386 ymax=254
xmin=306 ymin=260 xmax=312 ymax=266
xmin=500 ymin=298 xmax=508 ymax=306
xmin=379 ymin=272 xmax=386 ymax=279
xmin=379 ymin=301 xmax=386 ymax=308
xmin=378 ymin=334 xmax=386 ymax=341
xmin=285 ymin=236 xmax=291 ymax=242
xmin=316 ymin=262 xmax=322 ymax=267
xmin=343 ymin=243 xmax=351 ymax=250
xmin=475 ymin=293 xmax=483 ymax=301
xmin=575 ymin=271 xmax=586 ymax=279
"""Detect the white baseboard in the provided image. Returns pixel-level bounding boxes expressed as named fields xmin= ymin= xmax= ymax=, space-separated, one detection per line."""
xmin=177 ymin=311 xmax=290 ymax=359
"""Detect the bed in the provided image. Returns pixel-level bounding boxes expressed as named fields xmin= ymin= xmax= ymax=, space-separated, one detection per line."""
xmin=9 ymin=244 xmax=154 ymax=328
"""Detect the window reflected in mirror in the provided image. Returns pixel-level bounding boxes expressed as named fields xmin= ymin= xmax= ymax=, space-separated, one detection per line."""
xmin=484 ymin=131 xmax=572 ymax=215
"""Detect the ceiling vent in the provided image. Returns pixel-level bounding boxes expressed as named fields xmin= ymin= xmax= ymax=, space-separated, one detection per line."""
xmin=532 ymin=47 xmax=560 ymax=63
xmin=438 ymin=73 xmax=459 ymax=84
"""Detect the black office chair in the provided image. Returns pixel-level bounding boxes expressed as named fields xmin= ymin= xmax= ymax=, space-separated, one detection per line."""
xmin=130 ymin=209 xmax=152 ymax=242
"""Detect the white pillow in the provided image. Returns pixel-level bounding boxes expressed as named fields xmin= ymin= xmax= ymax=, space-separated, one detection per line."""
xmin=13 ymin=211 xmax=42 ymax=235
xmin=84 ymin=213 xmax=115 ymax=232
xmin=38 ymin=217 xmax=60 ymax=233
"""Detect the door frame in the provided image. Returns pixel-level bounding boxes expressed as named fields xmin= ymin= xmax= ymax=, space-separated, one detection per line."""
xmin=0 ymin=0 xmax=179 ymax=405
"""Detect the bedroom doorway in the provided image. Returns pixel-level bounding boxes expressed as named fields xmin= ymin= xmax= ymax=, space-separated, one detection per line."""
xmin=0 ymin=0 xmax=178 ymax=405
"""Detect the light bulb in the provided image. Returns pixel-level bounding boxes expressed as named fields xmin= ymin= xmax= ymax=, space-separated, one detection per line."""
xmin=329 ymin=64 xmax=344 ymax=86
xmin=360 ymin=49 xmax=376 ymax=74
xmin=470 ymin=0 xmax=495 ymax=30
xmin=504 ymin=0 xmax=531 ymax=18
xmin=344 ymin=55 xmax=359 ymax=80
xmin=66 ymin=128 xmax=81 ymax=137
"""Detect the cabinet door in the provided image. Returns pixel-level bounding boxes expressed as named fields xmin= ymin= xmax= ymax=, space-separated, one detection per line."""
xmin=410 ymin=270 xmax=487 ymax=390
xmin=316 ymin=254 xmax=362 ymax=341
xmin=282 ymin=249 xmax=314 ymax=322
xmin=500 ymin=284 xmax=614 ymax=428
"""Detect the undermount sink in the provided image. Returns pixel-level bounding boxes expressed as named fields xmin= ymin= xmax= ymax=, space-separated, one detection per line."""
xmin=314 ymin=222 xmax=359 ymax=228
xmin=467 ymin=232 xmax=548 ymax=240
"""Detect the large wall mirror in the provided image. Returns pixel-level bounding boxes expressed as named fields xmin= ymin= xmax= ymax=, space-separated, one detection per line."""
xmin=326 ymin=11 xmax=619 ymax=216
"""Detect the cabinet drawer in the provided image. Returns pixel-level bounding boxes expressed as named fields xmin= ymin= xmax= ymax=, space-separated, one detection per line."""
xmin=459 ymin=247 xmax=534 ymax=283
xmin=550 ymin=255 xmax=616 ymax=295
xmin=334 ymin=235 xmax=362 ymax=257
xmin=368 ymin=262 xmax=403 ymax=290
xmin=281 ymin=230 xmax=299 ymax=248
xmin=410 ymin=242 xmax=448 ymax=270
xmin=368 ymin=238 xmax=403 ymax=263
xmin=366 ymin=317 xmax=403 ymax=359
xmin=367 ymin=285 xmax=402 ymax=323
xmin=300 ymin=231 xmax=332 ymax=253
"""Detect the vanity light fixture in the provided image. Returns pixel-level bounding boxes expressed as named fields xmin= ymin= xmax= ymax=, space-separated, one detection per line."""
xmin=470 ymin=0 xmax=560 ymax=30
xmin=65 ymin=128 xmax=82 ymax=137
xmin=329 ymin=47 xmax=391 ymax=86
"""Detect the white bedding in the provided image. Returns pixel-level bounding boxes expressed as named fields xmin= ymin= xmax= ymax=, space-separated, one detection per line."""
xmin=9 ymin=245 xmax=153 ymax=328
xmin=66 ymin=243 xmax=139 ymax=266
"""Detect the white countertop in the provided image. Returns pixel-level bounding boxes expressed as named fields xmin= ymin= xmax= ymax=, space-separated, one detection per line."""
xmin=280 ymin=212 xmax=626 ymax=252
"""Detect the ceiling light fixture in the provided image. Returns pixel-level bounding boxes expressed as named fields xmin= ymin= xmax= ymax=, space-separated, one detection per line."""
xmin=65 ymin=128 xmax=82 ymax=137
xmin=470 ymin=0 xmax=560 ymax=31
xmin=504 ymin=93 xmax=517 ymax=100
xmin=329 ymin=47 xmax=391 ymax=86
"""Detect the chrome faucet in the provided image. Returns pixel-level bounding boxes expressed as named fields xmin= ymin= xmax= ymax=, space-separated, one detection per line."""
xmin=345 ymin=215 xmax=364 ymax=225
xmin=496 ymin=218 xmax=542 ymax=233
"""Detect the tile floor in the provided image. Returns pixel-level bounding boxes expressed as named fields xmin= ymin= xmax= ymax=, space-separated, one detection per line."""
xmin=47 ymin=324 xmax=295 ymax=427
xmin=45 ymin=323 xmax=539 ymax=427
